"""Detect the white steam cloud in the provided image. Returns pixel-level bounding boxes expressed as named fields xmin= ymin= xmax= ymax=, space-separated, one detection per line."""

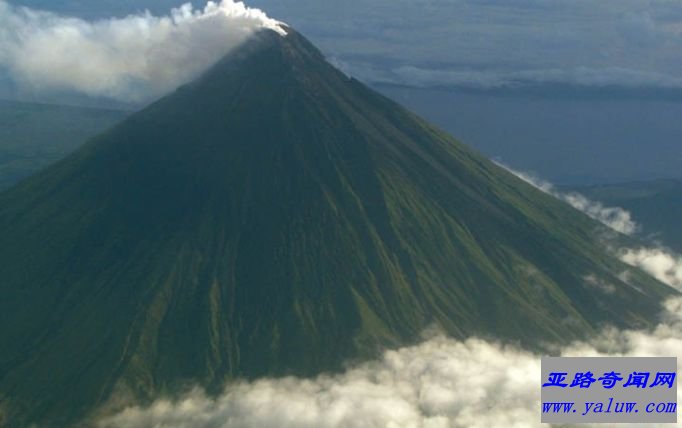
xmin=0 ymin=1 xmax=285 ymax=102
xmin=499 ymin=164 xmax=638 ymax=235
xmin=98 ymin=298 xmax=682 ymax=428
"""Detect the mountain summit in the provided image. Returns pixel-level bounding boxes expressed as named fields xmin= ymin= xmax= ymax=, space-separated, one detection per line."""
xmin=0 ymin=28 xmax=674 ymax=425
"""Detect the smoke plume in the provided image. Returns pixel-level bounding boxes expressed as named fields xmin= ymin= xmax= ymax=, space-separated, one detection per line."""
xmin=0 ymin=1 xmax=285 ymax=102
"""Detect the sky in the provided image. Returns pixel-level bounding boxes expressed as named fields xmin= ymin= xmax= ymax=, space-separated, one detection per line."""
xmin=6 ymin=0 xmax=682 ymax=91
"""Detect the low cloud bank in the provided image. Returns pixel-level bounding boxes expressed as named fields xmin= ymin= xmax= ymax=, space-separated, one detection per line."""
xmin=500 ymin=164 xmax=638 ymax=235
xmin=98 ymin=297 xmax=682 ymax=428
xmin=360 ymin=65 xmax=682 ymax=91
xmin=0 ymin=1 xmax=285 ymax=102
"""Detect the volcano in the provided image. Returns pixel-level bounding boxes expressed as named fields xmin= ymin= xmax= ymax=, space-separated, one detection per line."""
xmin=0 ymin=27 xmax=675 ymax=426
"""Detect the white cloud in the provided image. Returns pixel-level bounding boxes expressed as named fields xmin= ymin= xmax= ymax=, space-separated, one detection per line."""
xmin=0 ymin=1 xmax=285 ymax=102
xmin=561 ymin=193 xmax=638 ymax=236
xmin=583 ymin=274 xmax=617 ymax=294
xmin=621 ymin=248 xmax=682 ymax=290
xmin=499 ymin=164 xmax=638 ymax=235
xmin=97 ymin=297 xmax=682 ymax=428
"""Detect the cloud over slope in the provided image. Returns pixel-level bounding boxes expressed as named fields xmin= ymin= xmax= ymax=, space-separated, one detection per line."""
xmin=500 ymin=164 xmax=638 ymax=235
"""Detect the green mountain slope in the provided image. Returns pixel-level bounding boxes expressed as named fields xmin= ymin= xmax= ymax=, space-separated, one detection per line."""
xmin=0 ymin=100 xmax=127 ymax=190
xmin=0 ymin=28 xmax=675 ymax=426
xmin=570 ymin=179 xmax=682 ymax=252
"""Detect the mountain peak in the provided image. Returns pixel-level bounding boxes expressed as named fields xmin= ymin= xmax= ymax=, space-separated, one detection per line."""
xmin=199 ymin=26 xmax=316 ymax=68
xmin=190 ymin=26 xmax=340 ymax=93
